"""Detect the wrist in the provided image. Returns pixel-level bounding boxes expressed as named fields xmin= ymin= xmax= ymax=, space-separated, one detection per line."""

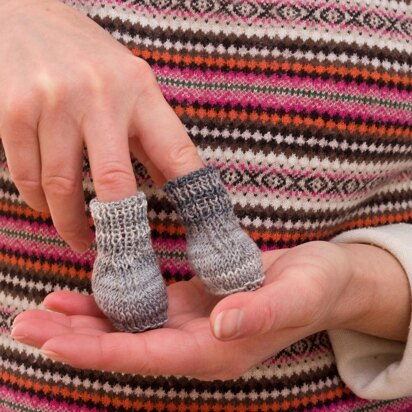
xmin=330 ymin=243 xmax=410 ymax=341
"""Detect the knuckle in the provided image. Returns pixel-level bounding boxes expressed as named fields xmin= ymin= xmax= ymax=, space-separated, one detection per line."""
xmin=8 ymin=171 xmax=47 ymax=212
xmin=3 ymin=93 xmax=38 ymax=124
xmin=128 ymin=58 xmax=158 ymax=94
xmin=55 ymin=220 xmax=86 ymax=241
xmin=77 ymin=62 xmax=110 ymax=93
xmin=288 ymin=269 xmax=327 ymax=324
xmin=162 ymin=143 xmax=199 ymax=175
xmin=301 ymin=274 xmax=328 ymax=308
xmin=12 ymin=175 xmax=41 ymax=192
xmin=93 ymin=161 xmax=135 ymax=191
xmin=42 ymin=173 xmax=78 ymax=197
xmin=35 ymin=71 xmax=67 ymax=106
xmin=131 ymin=57 xmax=155 ymax=79
xmin=127 ymin=338 xmax=156 ymax=376
xmin=259 ymin=299 xmax=277 ymax=334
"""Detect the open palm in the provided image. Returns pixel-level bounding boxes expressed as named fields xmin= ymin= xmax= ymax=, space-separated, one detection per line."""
xmin=11 ymin=242 xmax=353 ymax=380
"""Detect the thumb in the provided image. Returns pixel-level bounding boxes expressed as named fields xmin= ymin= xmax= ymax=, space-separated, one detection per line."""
xmin=210 ymin=279 xmax=309 ymax=341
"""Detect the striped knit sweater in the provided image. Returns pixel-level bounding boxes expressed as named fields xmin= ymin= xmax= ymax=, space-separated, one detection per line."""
xmin=1 ymin=0 xmax=412 ymax=410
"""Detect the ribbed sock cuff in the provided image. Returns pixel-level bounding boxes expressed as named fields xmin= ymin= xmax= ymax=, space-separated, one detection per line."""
xmin=164 ymin=167 xmax=233 ymax=225
xmin=90 ymin=193 xmax=150 ymax=255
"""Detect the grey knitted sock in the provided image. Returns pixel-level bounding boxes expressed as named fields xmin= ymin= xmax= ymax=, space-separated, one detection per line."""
xmin=90 ymin=193 xmax=168 ymax=332
xmin=164 ymin=167 xmax=264 ymax=295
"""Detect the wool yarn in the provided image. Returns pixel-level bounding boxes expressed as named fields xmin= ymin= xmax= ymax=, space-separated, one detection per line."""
xmin=164 ymin=167 xmax=264 ymax=295
xmin=90 ymin=193 xmax=168 ymax=332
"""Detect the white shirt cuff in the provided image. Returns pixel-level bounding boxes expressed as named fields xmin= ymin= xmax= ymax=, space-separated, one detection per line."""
xmin=328 ymin=223 xmax=412 ymax=400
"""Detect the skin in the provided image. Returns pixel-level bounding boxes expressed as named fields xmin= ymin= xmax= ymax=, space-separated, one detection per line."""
xmin=1 ymin=0 xmax=411 ymax=380
xmin=0 ymin=0 xmax=203 ymax=252
xmin=12 ymin=242 xmax=411 ymax=380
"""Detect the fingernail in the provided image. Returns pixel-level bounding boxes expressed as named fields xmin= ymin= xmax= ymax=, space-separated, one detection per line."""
xmin=71 ymin=241 xmax=90 ymax=254
xmin=10 ymin=332 xmax=37 ymax=347
xmin=10 ymin=332 xmax=26 ymax=341
xmin=41 ymin=350 xmax=67 ymax=363
xmin=213 ymin=309 xmax=244 ymax=340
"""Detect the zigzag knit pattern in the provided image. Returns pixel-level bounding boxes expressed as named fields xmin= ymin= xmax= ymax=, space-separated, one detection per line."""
xmin=164 ymin=167 xmax=264 ymax=295
xmin=1 ymin=0 xmax=412 ymax=411
xmin=90 ymin=193 xmax=168 ymax=332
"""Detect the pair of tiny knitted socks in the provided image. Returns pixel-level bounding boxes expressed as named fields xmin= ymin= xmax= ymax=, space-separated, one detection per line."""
xmin=90 ymin=166 xmax=264 ymax=332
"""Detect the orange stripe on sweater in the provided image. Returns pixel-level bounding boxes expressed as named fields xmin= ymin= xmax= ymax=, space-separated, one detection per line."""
xmin=0 ymin=369 xmax=351 ymax=410
xmin=131 ymin=47 xmax=412 ymax=87
xmin=0 ymin=202 xmax=51 ymax=221
xmin=0 ymin=251 xmax=91 ymax=280
xmin=172 ymin=105 xmax=411 ymax=140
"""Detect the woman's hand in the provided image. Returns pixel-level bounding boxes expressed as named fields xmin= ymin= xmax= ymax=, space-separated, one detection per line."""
xmin=11 ymin=241 xmax=410 ymax=380
xmin=0 ymin=0 xmax=203 ymax=252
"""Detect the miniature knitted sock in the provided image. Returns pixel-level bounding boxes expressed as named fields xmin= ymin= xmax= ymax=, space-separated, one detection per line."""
xmin=164 ymin=167 xmax=264 ymax=295
xmin=90 ymin=193 xmax=168 ymax=332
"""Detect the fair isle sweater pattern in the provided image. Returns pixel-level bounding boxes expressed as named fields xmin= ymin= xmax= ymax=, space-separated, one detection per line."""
xmin=0 ymin=0 xmax=412 ymax=411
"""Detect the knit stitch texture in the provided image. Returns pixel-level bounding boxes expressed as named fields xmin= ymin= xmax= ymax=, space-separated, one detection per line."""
xmin=164 ymin=167 xmax=264 ymax=295
xmin=2 ymin=0 xmax=412 ymax=410
xmin=90 ymin=193 xmax=168 ymax=332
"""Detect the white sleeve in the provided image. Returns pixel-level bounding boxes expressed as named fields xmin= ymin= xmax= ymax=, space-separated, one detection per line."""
xmin=328 ymin=223 xmax=412 ymax=400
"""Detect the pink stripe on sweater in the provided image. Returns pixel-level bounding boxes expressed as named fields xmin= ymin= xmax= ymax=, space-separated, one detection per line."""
xmin=0 ymin=385 xmax=101 ymax=412
xmin=0 ymin=216 xmax=96 ymax=266
xmin=155 ymin=65 xmax=411 ymax=105
xmin=152 ymin=237 xmax=187 ymax=251
xmin=156 ymin=72 xmax=411 ymax=125
xmin=159 ymin=259 xmax=192 ymax=276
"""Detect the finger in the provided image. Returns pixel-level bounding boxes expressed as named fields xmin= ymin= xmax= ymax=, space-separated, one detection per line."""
xmin=11 ymin=318 xmax=107 ymax=348
xmin=210 ymin=276 xmax=314 ymax=341
xmin=41 ymin=329 xmax=201 ymax=374
xmin=1 ymin=106 xmax=49 ymax=212
xmin=129 ymin=138 xmax=165 ymax=185
xmin=43 ymin=291 xmax=106 ymax=317
xmin=13 ymin=309 xmax=67 ymax=326
xmin=39 ymin=111 xmax=93 ymax=252
xmin=12 ymin=309 xmax=112 ymax=331
xmin=130 ymin=65 xmax=204 ymax=180
xmin=83 ymin=109 xmax=137 ymax=202
xmin=40 ymin=328 xmax=246 ymax=379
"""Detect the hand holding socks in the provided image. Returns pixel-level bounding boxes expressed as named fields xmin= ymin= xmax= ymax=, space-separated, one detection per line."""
xmin=164 ymin=167 xmax=264 ymax=295
xmin=90 ymin=193 xmax=168 ymax=332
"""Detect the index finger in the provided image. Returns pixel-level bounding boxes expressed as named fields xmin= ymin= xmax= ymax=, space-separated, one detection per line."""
xmin=130 ymin=63 xmax=204 ymax=181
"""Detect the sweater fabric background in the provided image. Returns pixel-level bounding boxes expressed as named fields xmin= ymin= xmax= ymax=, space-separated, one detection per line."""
xmin=1 ymin=0 xmax=412 ymax=410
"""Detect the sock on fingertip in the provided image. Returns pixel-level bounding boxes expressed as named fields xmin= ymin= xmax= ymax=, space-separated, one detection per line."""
xmin=164 ymin=166 xmax=264 ymax=295
xmin=90 ymin=193 xmax=168 ymax=332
